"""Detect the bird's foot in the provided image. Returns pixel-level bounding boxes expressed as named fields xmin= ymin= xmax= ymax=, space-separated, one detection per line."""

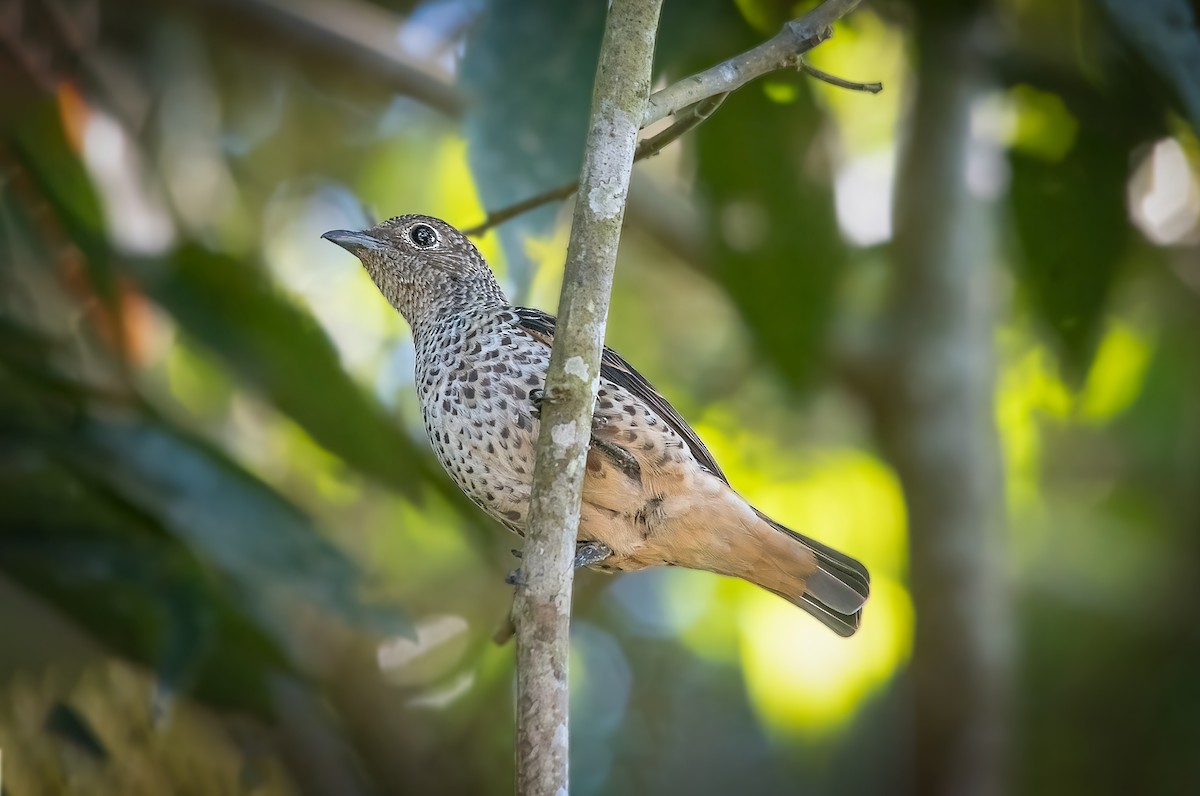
xmin=529 ymin=388 xmax=544 ymax=419
xmin=574 ymin=541 xmax=613 ymax=569
xmin=504 ymin=542 xmax=612 ymax=585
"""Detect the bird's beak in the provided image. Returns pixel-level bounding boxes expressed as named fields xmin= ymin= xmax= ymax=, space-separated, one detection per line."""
xmin=321 ymin=229 xmax=384 ymax=252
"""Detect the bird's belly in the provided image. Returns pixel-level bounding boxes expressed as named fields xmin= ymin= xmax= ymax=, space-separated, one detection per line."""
xmin=420 ymin=356 xmax=544 ymax=531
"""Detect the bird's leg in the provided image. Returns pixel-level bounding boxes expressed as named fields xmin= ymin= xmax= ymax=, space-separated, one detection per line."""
xmin=530 ymin=389 xmax=641 ymax=478
xmin=506 ymin=541 xmax=612 ymax=586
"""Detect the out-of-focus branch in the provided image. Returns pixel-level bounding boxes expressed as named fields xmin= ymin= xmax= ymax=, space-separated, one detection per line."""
xmin=181 ymin=0 xmax=465 ymax=117
xmin=642 ymin=0 xmax=863 ymax=127
xmin=869 ymin=20 xmax=1011 ymax=796
xmin=513 ymin=0 xmax=663 ymax=794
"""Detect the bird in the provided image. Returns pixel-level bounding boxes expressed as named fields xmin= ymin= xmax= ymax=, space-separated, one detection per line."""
xmin=322 ymin=214 xmax=870 ymax=636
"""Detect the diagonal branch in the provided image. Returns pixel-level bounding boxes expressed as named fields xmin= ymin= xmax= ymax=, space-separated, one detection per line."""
xmin=642 ymin=0 xmax=864 ymax=127
xmin=462 ymin=93 xmax=726 ymax=237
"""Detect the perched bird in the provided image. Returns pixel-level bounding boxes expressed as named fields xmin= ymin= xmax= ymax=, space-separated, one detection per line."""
xmin=323 ymin=215 xmax=870 ymax=635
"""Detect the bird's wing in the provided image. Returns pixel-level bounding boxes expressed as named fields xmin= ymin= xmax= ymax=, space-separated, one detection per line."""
xmin=515 ymin=307 xmax=728 ymax=484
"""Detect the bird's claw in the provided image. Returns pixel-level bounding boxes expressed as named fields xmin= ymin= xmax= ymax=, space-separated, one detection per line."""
xmin=505 ymin=542 xmax=611 ymax=585
xmin=529 ymin=388 xmax=544 ymax=419
xmin=574 ymin=541 xmax=613 ymax=569
xmin=510 ymin=547 xmax=523 ymax=560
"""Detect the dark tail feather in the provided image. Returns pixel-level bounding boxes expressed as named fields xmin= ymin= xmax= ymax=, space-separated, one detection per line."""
xmin=761 ymin=587 xmax=863 ymax=637
xmin=758 ymin=513 xmax=871 ymax=638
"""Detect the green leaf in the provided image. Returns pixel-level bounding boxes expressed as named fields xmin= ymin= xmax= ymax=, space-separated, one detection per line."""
xmin=0 ymin=318 xmax=414 ymax=715
xmin=460 ymin=0 xmax=606 ymax=293
xmin=8 ymin=104 xmax=454 ymax=503
xmin=0 ymin=460 xmax=291 ymax=716
xmin=127 ymin=243 xmax=441 ymax=498
xmin=1099 ymin=0 xmax=1200 ymax=134
xmin=1009 ymin=128 xmax=1131 ymax=375
xmin=695 ymin=84 xmax=846 ymax=390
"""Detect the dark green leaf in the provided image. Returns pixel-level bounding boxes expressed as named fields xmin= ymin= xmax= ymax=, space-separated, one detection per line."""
xmin=1099 ymin=0 xmax=1200 ymax=134
xmin=45 ymin=702 xmax=110 ymax=761
xmin=460 ymin=0 xmax=606 ymax=294
xmin=695 ymin=83 xmax=846 ymax=390
xmin=0 ymin=318 xmax=415 ymax=715
xmin=1009 ymin=128 xmax=1131 ymax=375
xmin=127 ymin=243 xmax=441 ymax=498
xmin=8 ymin=104 xmax=452 ymax=503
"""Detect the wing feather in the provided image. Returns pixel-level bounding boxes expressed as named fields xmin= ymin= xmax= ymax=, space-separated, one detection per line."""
xmin=514 ymin=307 xmax=728 ymax=483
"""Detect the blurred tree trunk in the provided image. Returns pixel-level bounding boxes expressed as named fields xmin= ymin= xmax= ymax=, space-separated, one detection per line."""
xmin=873 ymin=15 xmax=1011 ymax=796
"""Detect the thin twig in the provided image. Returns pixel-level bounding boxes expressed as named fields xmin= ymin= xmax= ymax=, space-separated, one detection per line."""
xmin=462 ymin=93 xmax=726 ymax=237
xmin=643 ymin=0 xmax=863 ymax=127
xmin=800 ymin=59 xmax=882 ymax=93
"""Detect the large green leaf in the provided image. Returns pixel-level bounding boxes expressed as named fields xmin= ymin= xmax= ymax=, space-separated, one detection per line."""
xmin=695 ymin=83 xmax=846 ymax=390
xmin=459 ymin=0 xmax=606 ymax=294
xmin=0 ymin=465 xmax=291 ymax=717
xmin=1009 ymin=128 xmax=1131 ymax=375
xmin=1099 ymin=0 xmax=1200 ymax=134
xmin=128 ymin=242 xmax=444 ymax=497
xmin=7 ymin=103 xmax=450 ymax=503
xmin=0 ymin=316 xmax=413 ymax=714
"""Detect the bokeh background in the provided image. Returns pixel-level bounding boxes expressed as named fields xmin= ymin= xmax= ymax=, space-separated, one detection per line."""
xmin=2 ymin=0 xmax=1199 ymax=794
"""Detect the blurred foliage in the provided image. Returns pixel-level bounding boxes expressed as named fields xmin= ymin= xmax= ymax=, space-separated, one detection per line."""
xmin=1 ymin=0 xmax=1199 ymax=794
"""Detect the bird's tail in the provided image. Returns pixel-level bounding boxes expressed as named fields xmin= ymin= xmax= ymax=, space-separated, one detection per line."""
xmin=751 ymin=512 xmax=871 ymax=637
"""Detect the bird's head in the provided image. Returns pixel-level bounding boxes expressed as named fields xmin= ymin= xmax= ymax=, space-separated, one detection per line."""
xmin=322 ymin=214 xmax=507 ymax=328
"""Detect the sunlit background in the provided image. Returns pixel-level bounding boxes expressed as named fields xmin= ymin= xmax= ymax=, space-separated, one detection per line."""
xmin=2 ymin=0 xmax=1199 ymax=794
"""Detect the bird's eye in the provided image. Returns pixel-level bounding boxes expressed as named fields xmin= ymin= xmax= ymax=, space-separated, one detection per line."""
xmin=409 ymin=224 xmax=438 ymax=248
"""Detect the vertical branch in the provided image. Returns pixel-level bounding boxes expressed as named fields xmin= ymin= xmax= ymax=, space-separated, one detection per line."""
xmin=875 ymin=19 xmax=1011 ymax=796
xmin=513 ymin=1 xmax=663 ymax=795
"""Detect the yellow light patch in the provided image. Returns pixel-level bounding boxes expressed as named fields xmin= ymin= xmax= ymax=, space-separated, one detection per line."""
xmin=763 ymin=82 xmax=799 ymax=105
xmin=995 ymin=341 xmax=1072 ymax=514
xmin=806 ymin=10 xmax=908 ymax=154
xmin=738 ymin=577 xmax=912 ymax=734
xmin=426 ymin=138 xmax=506 ymax=276
xmin=1079 ymin=321 xmax=1151 ymax=423
xmin=1008 ymin=84 xmax=1079 ymax=162
xmin=677 ymin=420 xmax=912 ymax=731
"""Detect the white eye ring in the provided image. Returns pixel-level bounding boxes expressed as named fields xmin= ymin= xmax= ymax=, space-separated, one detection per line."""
xmin=409 ymin=223 xmax=439 ymax=248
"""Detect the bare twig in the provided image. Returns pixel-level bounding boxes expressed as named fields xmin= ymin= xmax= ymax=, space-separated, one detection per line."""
xmin=513 ymin=0 xmax=664 ymax=794
xmin=462 ymin=93 xmax=726 ymax=237
xmin=462 ymin=184 xmax=578 ymax=239
xmin=800 ymin=59 xmax=882 ymax=93
xmin=466 ymin=0 xmax=880 ymax=237
xmin=643 ymin=0 xmax=863 ymax=127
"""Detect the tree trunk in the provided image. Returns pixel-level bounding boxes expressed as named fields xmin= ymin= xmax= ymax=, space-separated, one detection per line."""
xmin=512 ymin=1 xmax=663 ymax=794
xmin=877 ymin=18 xmax=1012 ymax=796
